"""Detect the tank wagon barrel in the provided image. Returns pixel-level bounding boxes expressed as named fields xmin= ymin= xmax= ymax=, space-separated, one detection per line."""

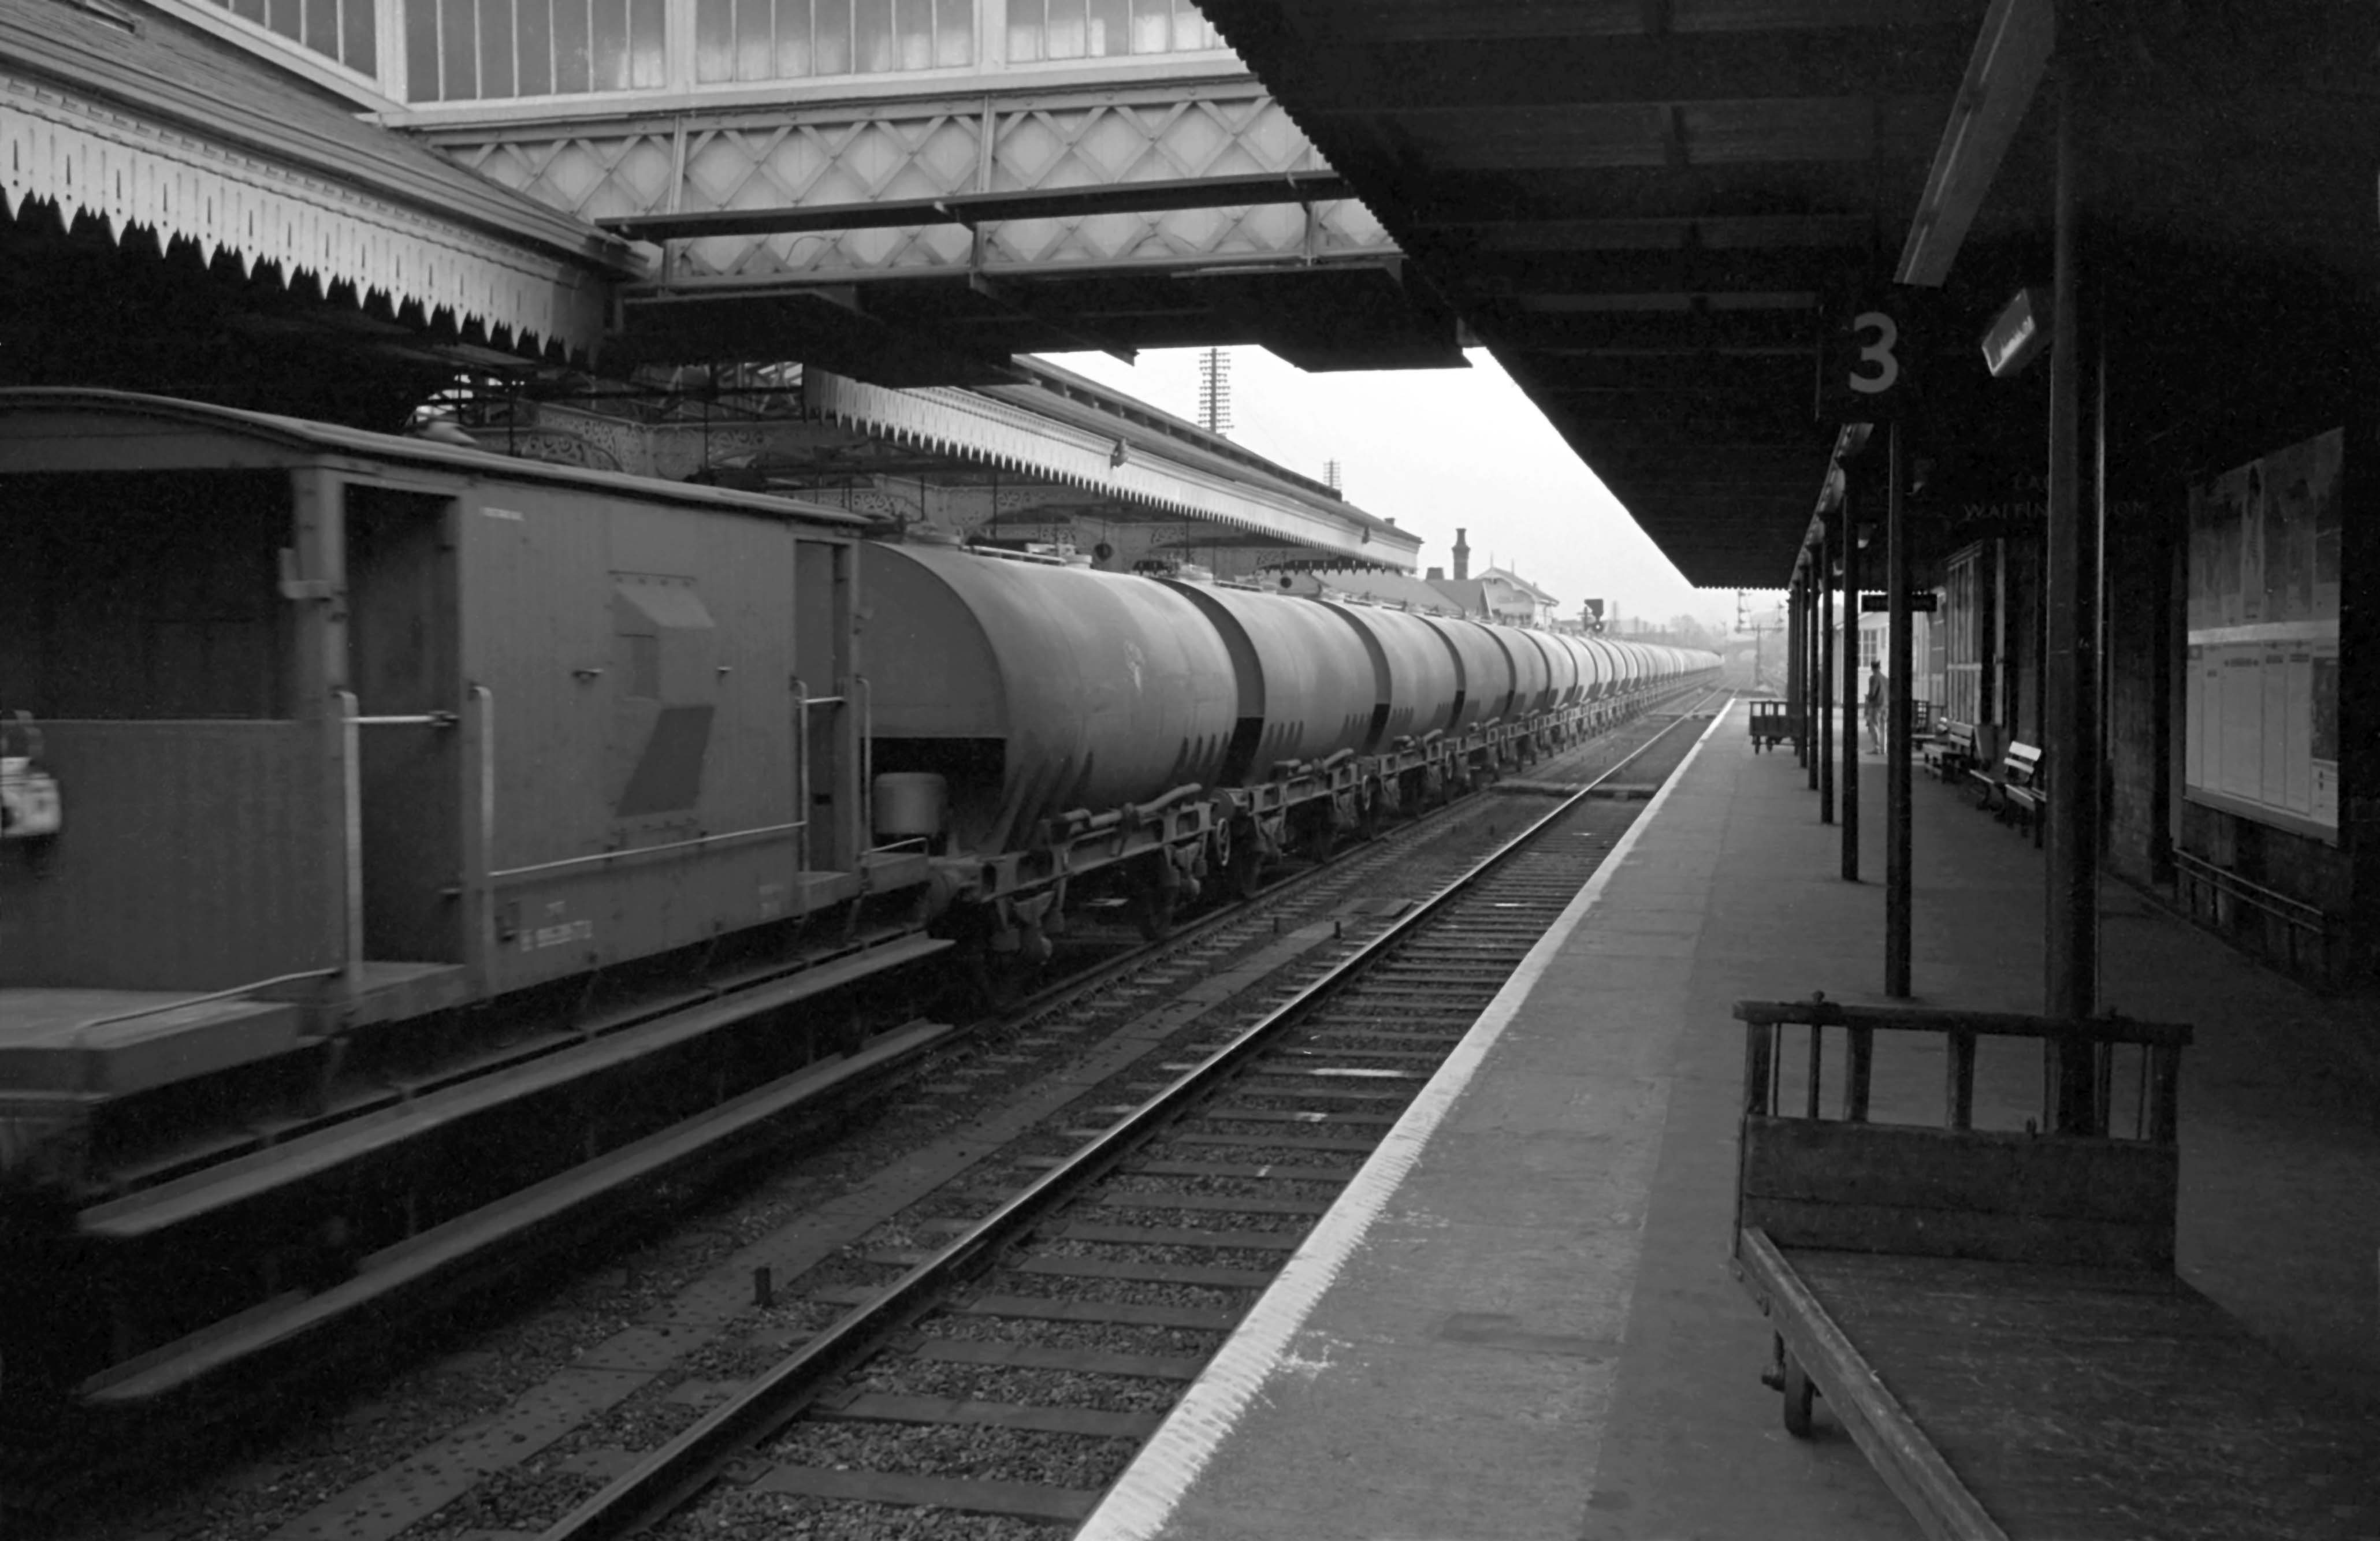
xmin=1314 ymin=601 xmax=1461 ymax=749
xmin=862 ymin=544 xmax=1237 ymax=854
xmin=1422 ymin=616 xmax=1512 ymax=734
xmin=1155 ymin=577 xmax=1377 ymax=780
xmin=857 ymin=543 xmax=1723 ymax=960
xmin=1491 ymin=623 xmax=1557 ymax=719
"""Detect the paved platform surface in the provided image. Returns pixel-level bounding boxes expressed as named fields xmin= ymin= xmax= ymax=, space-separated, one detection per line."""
xmin=1081 ymin=702 xmax=2380 ymax=1541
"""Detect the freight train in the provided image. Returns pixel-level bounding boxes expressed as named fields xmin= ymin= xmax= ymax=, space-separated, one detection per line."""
xmin=0 ymin=390 xmax=1715 ymax=1417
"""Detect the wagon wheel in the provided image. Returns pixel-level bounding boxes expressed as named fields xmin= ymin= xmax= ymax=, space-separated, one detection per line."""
xmin=962 ymin=944 xmax=1040 ymax=1014
xmin=1225 ymin=828 xmax=1265 ymax=899
xmin=1297 ymin=811 xmax=1336 ymax=864
xmin=1780 ymin=1351 xmax=1816 ymax=1438
xmin=1130 ymin=884 xmax=1179 ymax=942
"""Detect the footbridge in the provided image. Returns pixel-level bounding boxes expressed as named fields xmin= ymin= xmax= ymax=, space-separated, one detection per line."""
xmin=416 ymin=61 xmax=1450 ymax=382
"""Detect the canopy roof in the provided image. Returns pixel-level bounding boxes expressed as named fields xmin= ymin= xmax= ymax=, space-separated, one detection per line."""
xmin=1190 ymin=0 xmax=2380 ymax=586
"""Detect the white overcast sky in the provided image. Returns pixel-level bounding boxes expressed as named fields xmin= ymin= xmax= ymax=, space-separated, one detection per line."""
xmin=1042 ymin=345 xmax=1736 ymax=632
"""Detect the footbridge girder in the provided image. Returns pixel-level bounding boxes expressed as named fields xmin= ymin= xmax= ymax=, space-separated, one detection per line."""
xmin=416 ymin=70 xmax=1458 ymax=382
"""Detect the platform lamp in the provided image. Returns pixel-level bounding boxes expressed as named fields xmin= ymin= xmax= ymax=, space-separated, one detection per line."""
xmin=1981 ymin=287 xmax=2051 ymax=379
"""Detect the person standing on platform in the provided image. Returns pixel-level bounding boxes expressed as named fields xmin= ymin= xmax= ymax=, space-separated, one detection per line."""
xmin=1863 ymin=658 xmax=1886 ymax=755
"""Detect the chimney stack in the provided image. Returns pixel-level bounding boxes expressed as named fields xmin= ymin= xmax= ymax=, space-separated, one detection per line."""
xmin=1453 ymin=527 xmax=1471 ymax=581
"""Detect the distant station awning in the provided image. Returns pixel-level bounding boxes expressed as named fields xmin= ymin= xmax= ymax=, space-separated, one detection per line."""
xmin=802 ymin=363 xmax=1411 ymax=563
xmin=478 ymin=354 xmax=1414 ymax=569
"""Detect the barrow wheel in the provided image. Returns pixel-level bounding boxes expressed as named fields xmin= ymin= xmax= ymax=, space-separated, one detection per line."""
xmin=1226 ymin=835 xmax=1264 ymax=899
xmin=1780 ymin=1352 xmax=1816 ymax=1438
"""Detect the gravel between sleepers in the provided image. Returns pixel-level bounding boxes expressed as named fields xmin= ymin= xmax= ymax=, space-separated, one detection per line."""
xmin=406 ymin=1465 xmax=608 ymax=1534
xmin=768 ymin=1420 xmax=1136 ymax=1490
xmin=1099 ymin=1172 xmax=1345 ymax=1201
xmin=974 ymin=1271 xmax=1249 ymax=1313
xmin=1189 ymin=1115 xmax=1397 ymax=1139
xmin=1274 ymin=1030 xmax=1463 ymax=1051
xmin=1135 ymin=1141 xmax=1366 ymax=1170
xmin=1029 ymin=1238 xmax=1288 ymax=1272
xmin=663 ymin=1490 xmax=1071 ymax=1541
xmin=860 ymin=1358 xmax=1182 ymax=1413
xmin=1217 ymin=1092 xmax=1419 ymax=1114
xmin=920 ymin=1316 xmax=1223 ymax=1358
xmin=1085 ymin=1204 xmax=1315 ymax=1234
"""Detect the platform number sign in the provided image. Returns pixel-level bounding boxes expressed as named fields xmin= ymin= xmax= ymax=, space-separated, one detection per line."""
xmin=1820 ymin=294 xmax=1917 ymax=421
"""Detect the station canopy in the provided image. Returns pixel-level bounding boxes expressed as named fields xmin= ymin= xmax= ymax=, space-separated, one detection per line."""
xmin=1189 ymin=0 xmax=2380 ymax=588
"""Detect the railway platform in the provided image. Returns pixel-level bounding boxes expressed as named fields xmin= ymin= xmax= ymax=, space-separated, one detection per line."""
xmin=1080 ymin=702 xmax=2380 ymax=1541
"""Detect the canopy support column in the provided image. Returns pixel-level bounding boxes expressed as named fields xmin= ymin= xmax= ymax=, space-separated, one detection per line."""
xmin=1886 ymin=422 xmax=1914 ymax=995
xmin=1819 ymin=523 xmax=1836 ymax=821
xmin=1841 ymin=487 xmax=1862 ymax=881
xmin=2044 ymin=41 xmax=2102 ymax=1130
xmin=1782 ymin=575 xmax=1797 ymax=764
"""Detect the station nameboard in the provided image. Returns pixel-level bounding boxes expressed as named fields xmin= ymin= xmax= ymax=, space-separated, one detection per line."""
xmin=1860 ymin=593 xmax=1939 ymax=612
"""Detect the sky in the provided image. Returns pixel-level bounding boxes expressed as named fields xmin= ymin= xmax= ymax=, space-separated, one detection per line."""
xmin=1041 ymin=345 xmax=1737 ymax=634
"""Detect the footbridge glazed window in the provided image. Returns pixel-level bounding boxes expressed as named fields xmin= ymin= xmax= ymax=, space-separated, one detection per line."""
xmin=406 ymin=0 xmax=666 ymax=98
xmin=693 ymin=0 xmax=975 ymax=83
xmin=211 ymin=0 xmax=377 ymax=75
xmin=395 ymin=0 xmax=1224 ymax=99
xmin=1007 ymin=0 xmax=1214 ymax=61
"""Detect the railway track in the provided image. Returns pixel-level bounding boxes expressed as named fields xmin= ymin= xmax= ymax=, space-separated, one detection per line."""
xmin=528 ymin=692 xmax=1724 ymax=1540
xmin=22 ymin=692 xmax=1721 ymax=1539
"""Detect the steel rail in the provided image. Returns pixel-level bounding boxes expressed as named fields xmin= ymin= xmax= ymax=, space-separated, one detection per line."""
xmin=540 ymin=687 xmax=1721 ymax=1541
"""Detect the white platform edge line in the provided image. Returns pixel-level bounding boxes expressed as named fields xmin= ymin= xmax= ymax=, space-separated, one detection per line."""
xmin=1076 ymin=699 xmax=1738 ymax=1541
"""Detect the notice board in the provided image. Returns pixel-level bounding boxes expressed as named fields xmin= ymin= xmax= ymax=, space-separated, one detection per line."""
xmin=2185 ymin=427 xmax=2341 ymax=841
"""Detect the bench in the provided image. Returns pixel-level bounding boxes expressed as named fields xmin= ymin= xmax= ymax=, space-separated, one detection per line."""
xmin=1921 ymin=729 xmax=1972 ymax=782
xmin=1968 ymin=740 xmax=2043 ymax=844
xmin=1998 ymin=741 xmax=2043 ymax=831
xmin=1921 ymin=717 xmax=1978 ymax=782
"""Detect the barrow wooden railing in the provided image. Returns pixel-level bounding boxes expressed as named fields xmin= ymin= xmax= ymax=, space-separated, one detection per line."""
xmin=1731 ymin=996 xmax=2194 ymax=1271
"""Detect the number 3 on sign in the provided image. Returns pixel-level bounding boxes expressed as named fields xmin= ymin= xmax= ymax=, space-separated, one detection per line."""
xmin=1850 ymin=310 xmax=1899 ymax=395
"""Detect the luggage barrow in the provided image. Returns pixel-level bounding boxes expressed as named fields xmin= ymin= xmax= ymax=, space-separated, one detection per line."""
xmin=1728 ymin=996 xmax=2380 ymax=1540
xmin=1746 ymin=699 xmax=1794 ymax=753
